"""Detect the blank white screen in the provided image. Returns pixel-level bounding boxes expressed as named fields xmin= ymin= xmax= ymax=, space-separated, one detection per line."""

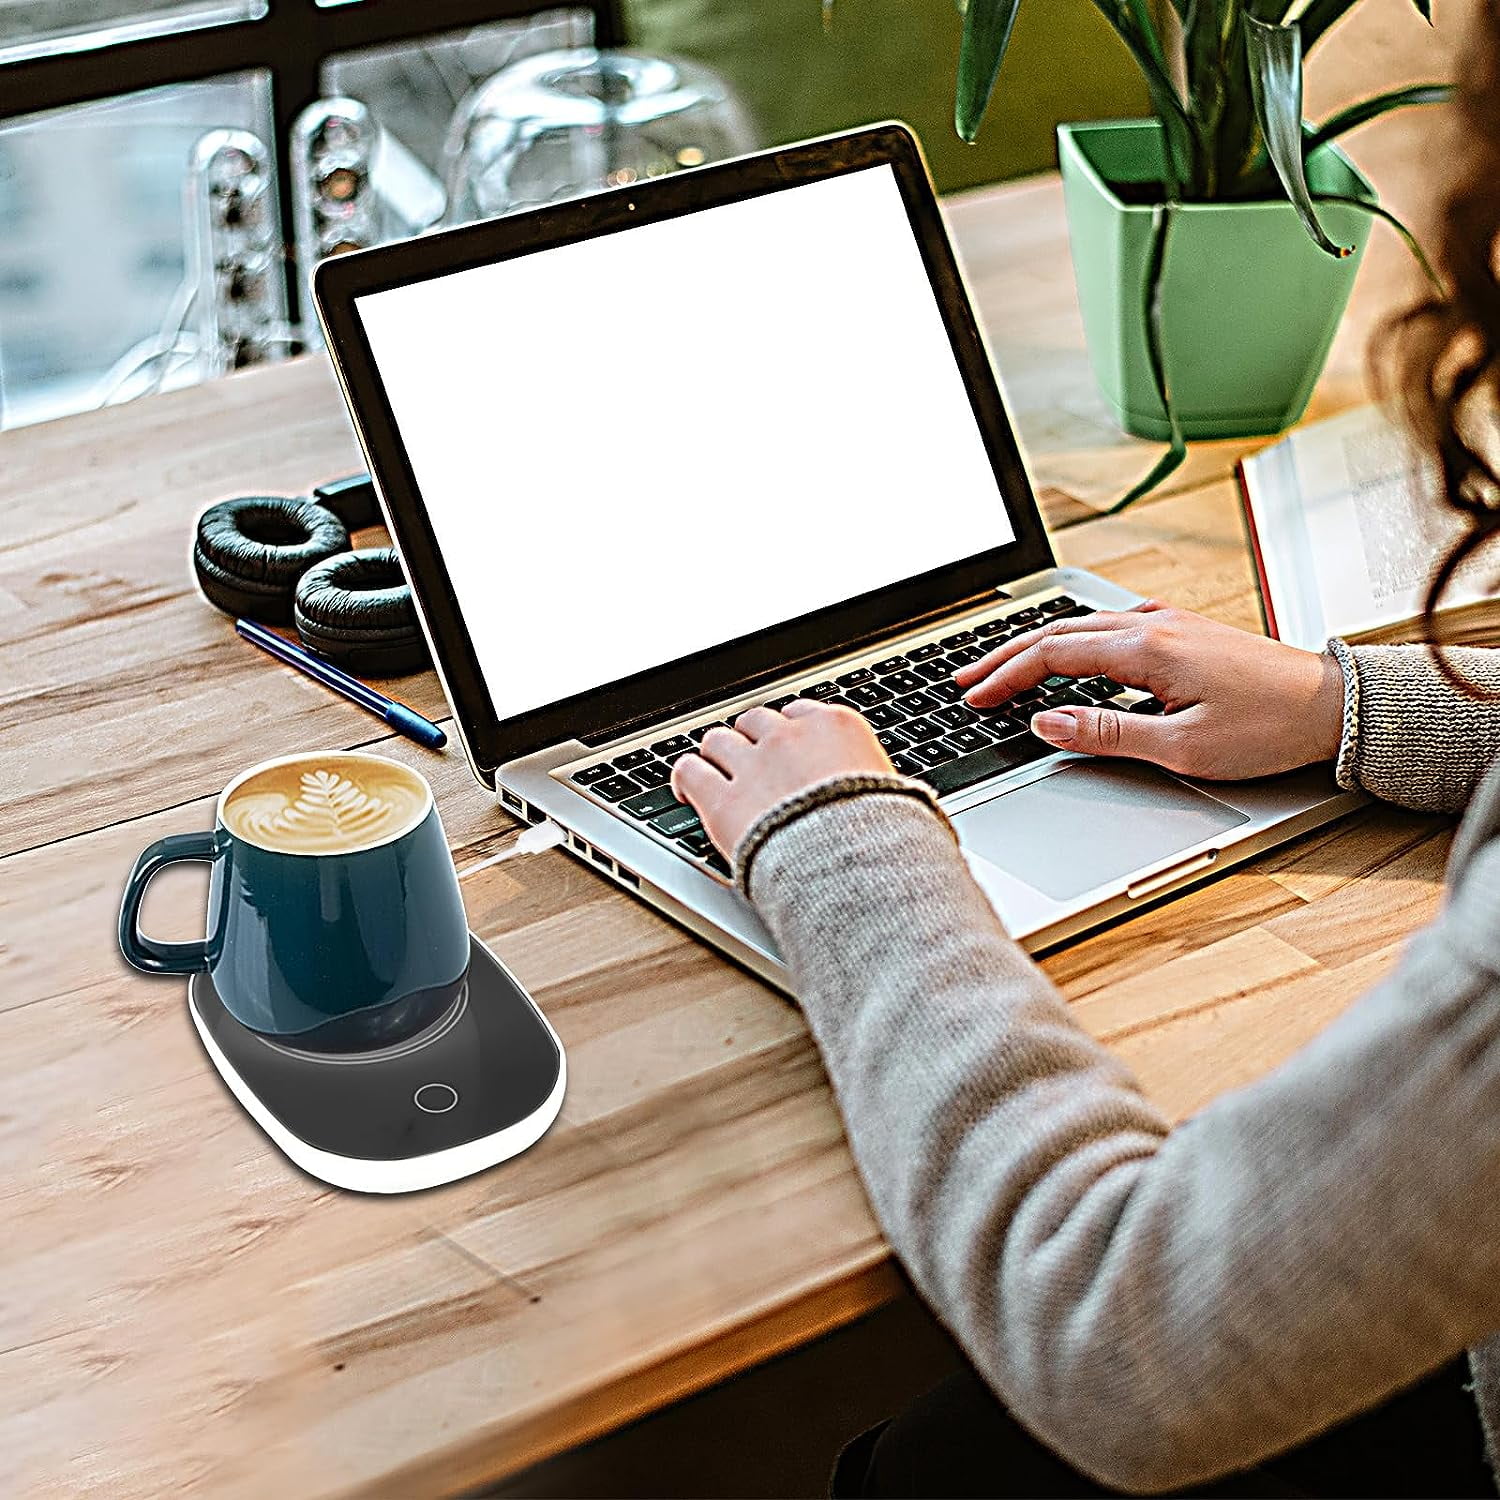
xmin=355 ymin=164 xmax=1014 ymax=723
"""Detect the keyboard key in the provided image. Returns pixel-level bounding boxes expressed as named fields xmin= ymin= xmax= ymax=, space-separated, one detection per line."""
xmin=883 ymin=669 xmax=928 ymax=695
xmin=927 ymin=681 xmax=963 ymax=704
xmin=630 ymin=762 xmax=673 ymax=789
xmin=1097 ymin=677 xmax=1125 ymax=695
xmin=913 ymin=660 xmax=951 ymax=683
xmin=943 ymin=725 xmax=995 ymax=755
xmin=653 ymin=803 xmax=702 ymax=838
xmin=873 ymin=655 xmax=910 ymax=674
xmin=974 ymin=619 xmax=1012 ymax=637
xmin=574 ymin=763 xmax=616 ymax=786
xmin=895 ymin=691 xmax=939 ymax=715
xmin=801 ymin=681 xmax=841 ymax=700
xmin=678 ymin=829 xmax=713 ymax=857
xmin=907 ymin=642 xmax=943 ymax=662
xmin=593 ymin=775 xmax=641 ymax=802
xmin=981 ymin=715 xmax=1027 ymax=741
xmin=614 ymin=748 xmax=653 ymax=770
xmin=1040 ymin=690 xmax=1094 ymax=709
xmin=1129 ymin=696 xmax=1167 ymax=714
xmin=1010 ymin=607 xmax=1043 ymax=626
xmin=705 ymin=851 xmax=732 ymax=878
xmin=845 ymin=682 xmax=893 ymax=709
xmin=1055 ymin=606 xmax=1096 ymax=620
xmin=766 ymin=695 xmax=798 ymax=711
xmin=946 ymin=646 xmax=985 ymax=668
xmin=1012 ymin=687 xmax=1047 ymax=705
xmin=933 ymin=703 xmax=978 ymax=729
xmin=660 ymin=748 xmax=695 ymax=765
xmin=1040 ymin=595 xmax=1076 ymax=614
xmin=1075 ymin=679 xmax=1116 ymax=701
xmin=836 ymin=668 xmax=874 ymax=688
xmin=918 ymin=736 xmax=1052 ymax=796
xmin=1042 ymin=674 xmax=1074 ymax=689
xmin=877 ymin=729 xmax=911 ymax=753
xmin=891 ymin=752 xmax=922 ymax=776
xmin=902 ymin=714 xmax=944 ymax=744
xmin=910 ymin=740 xmax=956 ymax=767
xmin=864 ymin=703 xmax=906 ymax=730
xmin=690 ymin=721 xmax=729 ymax=741
xmin=650 ymin=734 xmax=695 ymax=758
xmin=940 ymin=630 xmax=977 ymax=649
xmin=621 ymin=786 xmax=682 ymax=820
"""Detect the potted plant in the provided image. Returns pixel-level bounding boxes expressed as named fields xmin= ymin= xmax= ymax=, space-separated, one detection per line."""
xmin=952 ymin=0 xmax=1448 ymax=501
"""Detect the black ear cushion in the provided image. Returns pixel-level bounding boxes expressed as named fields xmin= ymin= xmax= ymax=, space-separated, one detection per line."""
xmin=193 ymin=496 xmax=350 ymax=624
xmin=294 ymin=548 xmax=431 ymax=677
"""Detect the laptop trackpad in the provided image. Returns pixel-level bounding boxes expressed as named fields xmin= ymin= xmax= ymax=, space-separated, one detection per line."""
xmin=952 ymin=759 xmax=1250 ymax=903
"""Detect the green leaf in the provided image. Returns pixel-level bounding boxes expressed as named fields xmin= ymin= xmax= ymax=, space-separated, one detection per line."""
xmin=1303 ymin=82 xmax=1451 ymax=154
xmin=1244 ymin=15 xmax=1351 ymax=257
xmin=1122 ymin=0 xmax=1172 ymax=72
xmin=1094 ymin=0 xmax=1200 ymax=191
xmin=955 ymin=0 xmax=1024 ymax=143
xmin=1296 ymin=0 xmax=1359 ymax=52
xmin=1311 ymin=193 xmax=1444 ymax=293
xmin=1110 ymin=204 xmax=1187 ymax=511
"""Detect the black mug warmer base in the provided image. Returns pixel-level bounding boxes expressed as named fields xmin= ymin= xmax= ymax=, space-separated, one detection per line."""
xmin=188 ymin=933 xmax=565 ymax=1193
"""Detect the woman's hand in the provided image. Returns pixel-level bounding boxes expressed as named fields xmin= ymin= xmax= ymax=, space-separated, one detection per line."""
xmin=671 ymin=701 xmax=891 ymax=859
xmin=955 ymin=603 xmax=1346 ymax=780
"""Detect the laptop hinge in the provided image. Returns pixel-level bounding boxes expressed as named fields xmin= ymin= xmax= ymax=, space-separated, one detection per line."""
xmin=580 ymin=586 xmax=1010 ymax=748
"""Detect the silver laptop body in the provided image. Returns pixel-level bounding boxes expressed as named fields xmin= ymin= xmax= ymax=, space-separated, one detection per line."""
xmin=315 ymin=125 xmax=1360 ymax=994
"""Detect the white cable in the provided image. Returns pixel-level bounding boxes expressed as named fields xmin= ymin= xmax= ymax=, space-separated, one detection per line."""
xmin=456 ymin=819 xmax=565 ymax=878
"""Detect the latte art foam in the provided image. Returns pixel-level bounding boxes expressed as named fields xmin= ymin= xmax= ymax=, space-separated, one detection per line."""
xmin=224 ymin=758 xmax=427 ymax=853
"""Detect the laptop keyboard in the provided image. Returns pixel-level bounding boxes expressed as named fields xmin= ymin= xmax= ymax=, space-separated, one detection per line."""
xmin=565 ymin=596 xmax=1165 ymax=881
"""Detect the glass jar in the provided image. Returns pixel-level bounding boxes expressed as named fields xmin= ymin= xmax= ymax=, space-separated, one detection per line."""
xmin=442 ymin=48 xmax=754 ymax=224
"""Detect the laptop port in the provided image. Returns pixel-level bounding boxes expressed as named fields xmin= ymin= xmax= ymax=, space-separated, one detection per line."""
xmin=525 ymin=804 xmax=546 ymax=825
xmin=589 ymin=846 xmax=614 ymax=873
xmin=616 ymin=866 xmax=640 ymax=889
xmin=500 ymin=789 xmax=524 ymax=815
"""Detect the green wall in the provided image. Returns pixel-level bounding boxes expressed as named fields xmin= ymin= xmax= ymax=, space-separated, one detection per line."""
xmin=623 ymin=0 xmax=1150 ymax=193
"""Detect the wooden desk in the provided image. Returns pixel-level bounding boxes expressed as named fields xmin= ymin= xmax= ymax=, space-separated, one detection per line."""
xmin=1 ymin=175 xmax=1446 ymax=1498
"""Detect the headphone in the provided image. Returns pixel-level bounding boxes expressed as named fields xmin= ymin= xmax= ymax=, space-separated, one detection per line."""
xmin=192 ymin=474 xmax=430 ymax=677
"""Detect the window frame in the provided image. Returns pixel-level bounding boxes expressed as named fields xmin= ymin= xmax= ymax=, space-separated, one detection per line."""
xmin=0 ymin=0 xmax=626 ymax=324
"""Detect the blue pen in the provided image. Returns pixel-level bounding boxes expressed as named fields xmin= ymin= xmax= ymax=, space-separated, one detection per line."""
xmin=235 ymin=618 xmax=447 ymax=751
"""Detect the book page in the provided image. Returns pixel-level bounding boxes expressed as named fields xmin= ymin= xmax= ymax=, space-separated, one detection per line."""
xmin=1250 ymin=407 xmax=1485 ymax=648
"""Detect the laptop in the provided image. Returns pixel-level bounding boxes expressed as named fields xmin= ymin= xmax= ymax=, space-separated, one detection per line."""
xmin=314 ymin=123 xmax=1359 ymax=990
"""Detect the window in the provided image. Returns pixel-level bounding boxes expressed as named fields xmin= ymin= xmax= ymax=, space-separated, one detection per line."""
xmin=0 ymin=0 xmax=623 ymax=428
xmin=0 ymin=72 xmax=271 ymax=427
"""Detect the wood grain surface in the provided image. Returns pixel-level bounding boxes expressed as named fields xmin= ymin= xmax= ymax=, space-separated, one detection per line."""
xmin=1 ymin=168 xmax=1449 ymax=1498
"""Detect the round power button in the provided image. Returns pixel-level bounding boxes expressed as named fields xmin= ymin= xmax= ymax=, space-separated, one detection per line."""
xmin=414 ymin=1082 xmax=459 ymax=1114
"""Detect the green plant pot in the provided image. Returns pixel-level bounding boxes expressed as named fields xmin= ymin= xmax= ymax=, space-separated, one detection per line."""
xmin=1057 ymin=119 xmax=1376 ymax=441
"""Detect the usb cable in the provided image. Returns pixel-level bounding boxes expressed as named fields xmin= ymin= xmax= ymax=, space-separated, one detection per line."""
xmin=456 ymin=819 xmax=565 ymax=878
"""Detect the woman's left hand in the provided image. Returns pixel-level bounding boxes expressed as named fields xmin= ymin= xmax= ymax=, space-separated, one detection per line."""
xmin=671 ymin=700 xmax=892 ymax=860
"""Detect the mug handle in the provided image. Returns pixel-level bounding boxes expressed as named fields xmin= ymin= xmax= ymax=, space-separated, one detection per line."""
xmin=118 ymin=831 xmax=220 ymax=975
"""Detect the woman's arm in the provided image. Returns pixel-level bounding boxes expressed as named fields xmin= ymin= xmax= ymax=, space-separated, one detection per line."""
xmin=740 ymin=781 xmax=1500 ymax=1493
xmin=1330 ymin=640 xmax=1500 ymax=813
xmin=957 ymin=603 xmax=1500 ymax=813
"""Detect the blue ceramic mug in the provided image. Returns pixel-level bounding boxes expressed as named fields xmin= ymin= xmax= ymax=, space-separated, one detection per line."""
xmin=118 ymin=751 xmax=470 ymax=1052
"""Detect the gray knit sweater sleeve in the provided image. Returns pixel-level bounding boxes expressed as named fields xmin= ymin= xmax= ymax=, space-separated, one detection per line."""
xmin=742 ymin=777 xmax=1500 ymax=1493
xmin=1329 ymin=639 xmax=1500 ymax=812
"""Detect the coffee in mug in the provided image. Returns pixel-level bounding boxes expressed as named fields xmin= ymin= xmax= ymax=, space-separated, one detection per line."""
xmin=222 ymin=758 xmax=429 ymax=854
xmin=119 ymin=751 xmax=470 ymax=1052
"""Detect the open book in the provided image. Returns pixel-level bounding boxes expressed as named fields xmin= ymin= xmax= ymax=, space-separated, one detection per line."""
xmin=1237 ymin=405 xmax=1497 ymax=651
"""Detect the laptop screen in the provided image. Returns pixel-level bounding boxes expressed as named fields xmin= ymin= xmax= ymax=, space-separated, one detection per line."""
xmin=353 ymin=164 xmax=1017 ymax=726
